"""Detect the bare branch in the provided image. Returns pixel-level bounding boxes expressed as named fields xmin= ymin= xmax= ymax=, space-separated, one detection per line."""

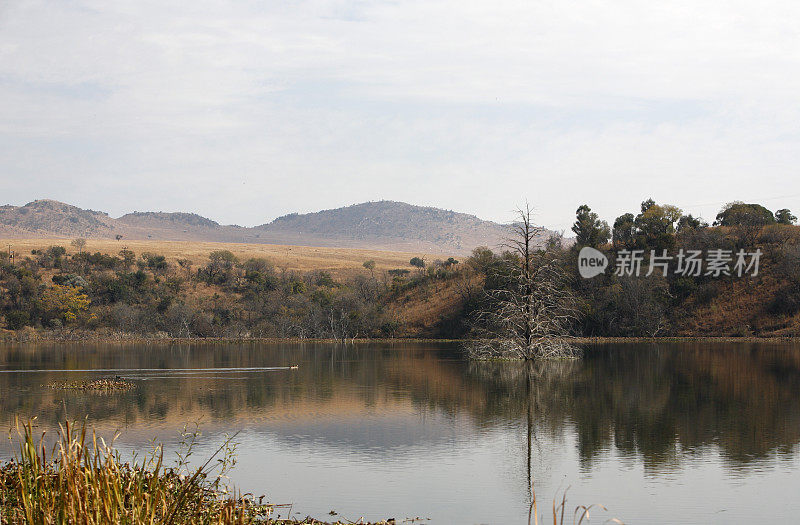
xmin=468 ymin=204 xmax=580 ymax=360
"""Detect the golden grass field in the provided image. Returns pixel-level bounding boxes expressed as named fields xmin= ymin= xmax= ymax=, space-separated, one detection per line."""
xmin=0 ymin=238 xmax=442 ymax=276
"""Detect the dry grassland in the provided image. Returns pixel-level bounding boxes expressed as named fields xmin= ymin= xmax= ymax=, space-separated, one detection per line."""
xmin=0 ymin=238 xmax=444 ymax=277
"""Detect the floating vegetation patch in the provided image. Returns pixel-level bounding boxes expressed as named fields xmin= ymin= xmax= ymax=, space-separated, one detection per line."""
xmin=46 ymin=377 xmax=135 ymax=392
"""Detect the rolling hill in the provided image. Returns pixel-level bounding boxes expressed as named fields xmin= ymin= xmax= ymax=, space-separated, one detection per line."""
xmin=0 ymin=199 xmax=552 ymax=255
xmin=0 ymin=200 xmax=114 ymax=237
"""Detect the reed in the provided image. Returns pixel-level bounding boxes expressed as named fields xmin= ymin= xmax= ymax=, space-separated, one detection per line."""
xmin=0 ymin=419 xmax=397 ymax=524
xmin=0 ymin=418 xmax=614 ymax=524
xmin=527 ymin=482 xmax=623 ymax=525
xmin=0 ymin=418 xmax=275 ymax=524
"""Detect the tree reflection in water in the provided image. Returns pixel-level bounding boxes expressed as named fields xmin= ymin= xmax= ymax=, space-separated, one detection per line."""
xmin=0 ymin=341 xmax=799 ymax=521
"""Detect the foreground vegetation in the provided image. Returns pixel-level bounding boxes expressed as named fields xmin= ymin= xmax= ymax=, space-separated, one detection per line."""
xmin=0 ymin=418 xmax=616 ymax=525
xmin=2 ymin=198 xmax=800 ymax=339
xmin=0 ymin=420 xmax=393 ymax=525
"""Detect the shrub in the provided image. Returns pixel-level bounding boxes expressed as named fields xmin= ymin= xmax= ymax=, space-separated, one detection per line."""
xmin=768 ymin=284 xmax=800 ymax=316
xmin=5 ymin=310 xmax=29 ymax=330
xmin=695 ymin=283 xmax=720 ymax=305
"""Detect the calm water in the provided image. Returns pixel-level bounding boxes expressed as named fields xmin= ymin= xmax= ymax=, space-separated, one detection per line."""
xmin=1 ymin=341 xmax=799 ymax=524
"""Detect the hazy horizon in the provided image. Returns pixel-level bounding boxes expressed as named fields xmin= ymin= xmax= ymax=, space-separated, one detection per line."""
xmin=3 ymin=192 xmax=798 ymax=234
xmin=2 ymin=196 xmax=531 ymax=228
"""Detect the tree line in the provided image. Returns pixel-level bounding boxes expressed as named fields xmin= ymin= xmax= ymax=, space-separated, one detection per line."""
xmin=0 ymin=245 xmax=463 ymax=340
xmin=462 ymin=198 xmax=800 ymax=350
xmin=566 ymin=199 xmax=799 ymax=336
xmin=1 ymin=198 xmax=799 ymax=341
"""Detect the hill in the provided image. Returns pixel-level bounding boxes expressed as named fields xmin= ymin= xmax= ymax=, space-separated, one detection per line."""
xmin=0 ymin=200 xmax=114 ymax=237
xmin=258 ymin=201 xmax=536 ymax=253
xmin=0 ymin=199 xmax=551 ymax=255
xmin=117 ymin=211 xmax=220 ymax=229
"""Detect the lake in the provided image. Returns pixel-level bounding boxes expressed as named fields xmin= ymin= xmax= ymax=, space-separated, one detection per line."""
xmin=0 ymin=341 xmax=799 ymax=524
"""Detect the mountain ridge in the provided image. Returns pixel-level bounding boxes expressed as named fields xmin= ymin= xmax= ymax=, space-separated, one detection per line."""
xmin=0 ymin=199 xmax=553 ymax=255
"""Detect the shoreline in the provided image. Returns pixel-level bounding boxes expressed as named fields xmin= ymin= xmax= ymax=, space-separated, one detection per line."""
xmin=2 ymin=331 xmax=800 ymax=345
xmin=571 ymin=336 xmax=800 ymax=343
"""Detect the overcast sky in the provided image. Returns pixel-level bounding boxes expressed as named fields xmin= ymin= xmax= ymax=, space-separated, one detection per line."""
xmin=2 ymin=1 xmax=800 ymax=231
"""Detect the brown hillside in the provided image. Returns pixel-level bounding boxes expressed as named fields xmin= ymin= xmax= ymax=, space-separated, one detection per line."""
xmin=261 ymin=201 xmax=528 ymax=253
xmin=0 ymin=200 xmax=114 ymax=237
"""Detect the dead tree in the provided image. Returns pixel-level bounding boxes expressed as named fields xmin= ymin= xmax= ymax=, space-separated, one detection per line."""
xmin=468 ymin=204 xmax=581 ymax=360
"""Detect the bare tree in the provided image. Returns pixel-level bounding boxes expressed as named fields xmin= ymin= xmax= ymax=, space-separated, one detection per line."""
xmin=71 ymin=238 xmax=87 ymax=254
xmin=468 ymin=204 xmax=581 ymax=360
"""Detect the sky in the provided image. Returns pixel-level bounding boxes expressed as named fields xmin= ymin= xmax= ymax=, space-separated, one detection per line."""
xmin=1 ymin=0 xmax=800 ymax=232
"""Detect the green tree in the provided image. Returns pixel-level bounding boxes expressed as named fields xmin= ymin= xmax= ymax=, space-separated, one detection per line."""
xmin=571 ymin=205 xmax=610 ymax=247
xmin=714 ymin=202 xmax=776 ymax=226
xmin=409 ymin=257 xmax=425 ymax=269
xmin=775 ymin=208 xmax=797 ymax=225
xmin=140 ymin=253 xmax=167 ymax=270
xmin=468 ymin=247 xmax=496 ymax=274
xmin=209 ymin=250 xmax=238 ymax=266
xmin=204 ymin=250 xmax=239 ymax=283
xmin=39 ymin=284 xmax=91 ymax=323
xmin=633 ymin=199 xmax=682 ymax=251
xmin=676 ymin=214 xmax=707 ymax=233
xmin=362 ymin=259 xmax=376 ymax=278
xmin=119 ymin=249 xmax=136 ymax=268
xmin=612 ymin=213 xmax=636 ymax=249
xmin=5 ymin=310 xmax=29 ymax=330
xmin=208 ymin=250 xmax=239 ymax=272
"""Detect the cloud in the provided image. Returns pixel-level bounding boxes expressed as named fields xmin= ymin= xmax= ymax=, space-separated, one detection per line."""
xmin=1 ymin=0 xmax=799 ymax=230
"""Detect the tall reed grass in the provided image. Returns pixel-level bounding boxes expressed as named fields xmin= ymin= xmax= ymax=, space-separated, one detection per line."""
xmin=0 ymin=418 xmax=614 ymax=524
xmin=527 ymin=481 xmax=623 ymax=525
xmin=0 ymin=419 xmax=274 ymax=524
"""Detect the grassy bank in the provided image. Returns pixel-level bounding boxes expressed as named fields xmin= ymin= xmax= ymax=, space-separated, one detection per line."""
xmin=2 ymin=327 xmax=799 ymax=346
xmin=571 ymin=335 xmax=800 ymax=343
xmin=0 ymin=328 xmax=464 ymax=345
xmin=0 ymin=420 xmax=394 ymax=525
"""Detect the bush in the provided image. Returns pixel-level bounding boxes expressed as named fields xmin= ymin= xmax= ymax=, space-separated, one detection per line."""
xmin=671 ymin=276 xmax=698 ymax=299
xmin=140 ymin=252 xmax=168 ymax=270
xmin=52 ymin=274 xmax=88 ymax=288
xmin=314 ymin=271 xmax=337 ymax=288
xmin=768 ymin=284 xmax=800 ymax=316
xmin=695 ymin=283 xmax=720 ymax=305
xmin=5 ymin=310 xmax=29 ymax=330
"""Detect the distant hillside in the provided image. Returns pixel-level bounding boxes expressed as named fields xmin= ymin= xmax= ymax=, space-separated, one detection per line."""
xmin=117 ymin=211 xmax=220 ymax=229
xmin=0 ymin=199 xmax=553 ymax=255
xmin=259 ymin=201 xmax=531 ymax=252
xmin=0 ymin=200 xmax=114 ymax=237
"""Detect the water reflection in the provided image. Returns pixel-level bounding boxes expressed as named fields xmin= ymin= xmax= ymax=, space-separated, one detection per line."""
xmin=467 ymin=344 xmax=800 ymax=468
xmin=0 ymin=341 xmax=799 ymax=523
